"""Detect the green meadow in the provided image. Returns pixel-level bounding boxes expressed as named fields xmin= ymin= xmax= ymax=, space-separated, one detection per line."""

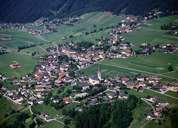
xmin=123 ymin=16 xmax=178 ymax=48
xmin=83 ymin=52 xmax=178 ymax=80
xmin=42 ymin=12 xmax=122 ymax=43
xmin=0 ymin=12 xmax=122 ymax=77
xmin=0 ymin=29 xmax=46 ymax=49
xmin=0 ymin=53 xmax=37 ymax=77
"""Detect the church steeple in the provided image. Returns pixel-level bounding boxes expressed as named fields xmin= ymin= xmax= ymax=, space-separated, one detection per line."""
xmin=97 ymin=65 xmax=102 ymax=81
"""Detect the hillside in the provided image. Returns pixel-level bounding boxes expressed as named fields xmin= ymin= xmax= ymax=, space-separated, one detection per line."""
xmin=0 ymin=0 xmax=178 ymax=22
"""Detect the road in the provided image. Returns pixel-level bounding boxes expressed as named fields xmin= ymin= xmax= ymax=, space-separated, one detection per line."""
xmin=146 ymin=88 xmax=178 ymax=100
xmin=141 ymin=98 xmax=155 ymax=111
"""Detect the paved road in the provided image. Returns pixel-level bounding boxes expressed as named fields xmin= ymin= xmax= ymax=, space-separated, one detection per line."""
xmin=54 ymin=119 xmax=65 ymax=125
xmin=28 ymin=105 xmax=33 ymax=115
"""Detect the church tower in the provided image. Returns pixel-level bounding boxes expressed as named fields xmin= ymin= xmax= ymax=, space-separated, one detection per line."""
xmin=97 ymin=65 xmax=102 ymax=81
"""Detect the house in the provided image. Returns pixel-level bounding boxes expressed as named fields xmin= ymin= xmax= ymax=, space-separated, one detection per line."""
xmin=34 ymin=85 xmax=52 ymax=98
xmin=136 ymin=82 xmax=146 ymax=88
xmin=145 ymin=96 xmax=157 ymax=103
xmin=105 ymin=90 xmax=118 ymax=99
xmin=74 ymin=93 xmax=88 ymax=99
xmin=14 ymin=96 xmax=23 ymax=104
xmin=159 ymin=85 xmax=168 ymax=93
xmin=88 ymin=70 xmax=102 ymax=85
xmin=9 ymin=63 xmax=21 ymax=69
xmin=136 ymin=76 xmax=145 ymax=82
xmin=63 ymin=97 xmax=72 ymax=104
xmin=55 ymin=71 xmax=66 ymax=86
xmin=126 ymin=81 xmax=135 ymax=89
xmin=146 ymin=112 xmax=156 ymax=120
xmin=82 ymin=85 xmax=90 ymax=92
xmin=167 ymin=86 xmax=178 ymax=92
xmin=120 ymin=76 xmax=129 ymax=84
xmin=121 ymin=49 xmax=132 ymax=57
xmin=34 ymin=69 xmax=43 ymax=80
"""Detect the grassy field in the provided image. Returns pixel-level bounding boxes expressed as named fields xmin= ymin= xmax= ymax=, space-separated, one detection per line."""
xmin=32 ymin=104 xmax=59 ymax=118
xmin=39 ymin=121 xmax=63 ymax=128
xmin=166 ymin=91 xmax=178 ymax=98
xmin=0 ymin=29 xmax=48 ymax=77
xmin=123 ymin=16 xmax=178 ymax=48
xmin=32 ymin=104 xmax=65 ymax=127
xmin=0 ymin=29 xmax=46 ymax=49
xmin=129 ymin=101 xmax=152 ymax=128
xmin=125 ymin=88 xmax=178 ymax=128
xmin=0 ymin=53 xmax=38 ymax=77
xmin=0 ymin=12 xmax=122 ymax=77
xmin=82 ymin=52 xmax=178 ymax=80
xmin=0 ymin=13 xmax=178 ymax=128
xmin=81 ymin=16 xmax=178 ymax=127
xmin=42 ymin=12 xmax=122 ymax=43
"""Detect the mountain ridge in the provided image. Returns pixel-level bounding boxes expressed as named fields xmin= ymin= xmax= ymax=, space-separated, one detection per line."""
xmin=0 ymin=0 xmax=178 ymax=23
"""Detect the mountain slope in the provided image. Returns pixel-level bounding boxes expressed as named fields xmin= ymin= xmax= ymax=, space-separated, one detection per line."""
xmin=0 ymin=0 xmax=178 ymax=22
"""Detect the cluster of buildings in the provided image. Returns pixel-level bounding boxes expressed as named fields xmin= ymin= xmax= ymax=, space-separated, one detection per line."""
xmin=0 ymin=23 xmax=23 ymax=30
xmin=86 ymin=87 xmax=128 ymax=106
xmin=109 ymin=15 xmax=140 ymax=44
xmin=0 ymin=86 xmax=24 ymax=104
xmin=160 ymin=43 xmax=178 ymax=53
xmin=0 ymin=74 xmax=7 ymax=81
xmin=1 ymin=11 xmax=178 ymax=123
xmin=9 ymin=61 xmax=21 ymax=69
xmin=0 ymin=30 xmax=177 ymax=108
xmin=0 ymin=16 xmax=80 ymax=35
xmin=119 ymin=74 xmax=178 ymax=94
xmin=145 ymin=96 xmax=169 ymax=120
xmin=39 ymin=112 xmax=56 ymax=122
xmin=144 ymin=9 xmax=163 ymax=21
xmin=0 ymin=46 xmax=8 ymax=55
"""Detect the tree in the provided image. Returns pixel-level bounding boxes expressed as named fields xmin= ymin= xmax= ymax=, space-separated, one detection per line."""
xmin=111 ymin=101 xmax=133 ymax=128
xmin=44 ymin=92 xmax=52 ymax=104
xmin=0 ymin=81 xmax=3 ymax=89
xmin=58 ymin=55 xmax=69 ymax=64
xmin=68 ymin=63 xmax=79 ymax=77
xmin=168 ymin=65 xmax=174 ymax=72
xmin=74 ymin=96 xmax=138 ymax=128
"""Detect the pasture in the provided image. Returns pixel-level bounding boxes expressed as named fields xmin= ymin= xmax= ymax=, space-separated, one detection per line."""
xmin=123 ymin=16 xmax=178 ymax=48
xmin=0 ymin=53 xmax=37 ymax=77
xmin=82 ymin=52 xmax=178 ymax=80
xmin=0 ymin=29 xmax=46 ymax=49
xmin=42 ymin=12 xmax=122 ymax=43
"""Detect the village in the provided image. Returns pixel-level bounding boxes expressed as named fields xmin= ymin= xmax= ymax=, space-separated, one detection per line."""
xmin=0 ymin=10 xmax=178 ymax=123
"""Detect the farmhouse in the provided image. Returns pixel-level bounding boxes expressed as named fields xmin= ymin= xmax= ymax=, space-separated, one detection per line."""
xmin=9 ymin=62 xmax=21 ymax=69
xmin=167 ymin=86 xmax=178 ymax=92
